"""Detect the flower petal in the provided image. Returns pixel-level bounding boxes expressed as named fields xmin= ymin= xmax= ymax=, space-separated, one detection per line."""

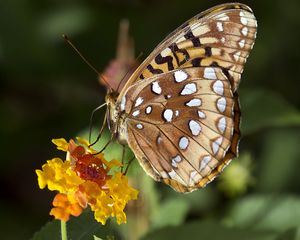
xmin=52 ymin=138 xmax=69 ymax=151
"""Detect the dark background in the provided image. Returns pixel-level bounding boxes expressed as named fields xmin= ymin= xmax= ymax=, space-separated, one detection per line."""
xmin=1 ymin=0 xmax=300 ymax=239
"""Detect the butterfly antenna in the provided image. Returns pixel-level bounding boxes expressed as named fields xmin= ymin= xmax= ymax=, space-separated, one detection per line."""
xmin=62 ymin=34 xmax=113 ymax=90
xmin=88 ymin=102 xmax=107 ymax=144
xmin=116 ymin=51 xmax=144 ymax=92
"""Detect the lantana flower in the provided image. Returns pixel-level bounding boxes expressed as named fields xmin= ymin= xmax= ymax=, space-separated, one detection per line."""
xmin=36 ymin=137 xmax=138 ymax=224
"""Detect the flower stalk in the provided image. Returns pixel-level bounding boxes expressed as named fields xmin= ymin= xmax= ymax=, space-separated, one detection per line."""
xmin=60 ymin=220 xmax=67 ymax=240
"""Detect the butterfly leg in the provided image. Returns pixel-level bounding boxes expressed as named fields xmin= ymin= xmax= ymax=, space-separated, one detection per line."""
xmin=89 ymin=107 xmax=107 ymax=147
xmin=121 ymin=145 xmax=126 ymax=172
xmin=92 ymin=135 xmax=114 ymax=155
xmin=124 ymin=156 xmax=136 ymax=175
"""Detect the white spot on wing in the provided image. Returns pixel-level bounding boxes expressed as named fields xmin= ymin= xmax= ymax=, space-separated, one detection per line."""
xmin=152 ymin=81 xmax=162 ymax=94
xmin=198 ymin=111 xmax=206 ymax=119
xmin=218 ymin=13 xmax=229 ymax=21
xmin=221 ymin=37 xmax=226 ymax=43
xmin=145 ymin=106 xmax=152 ymax=114
xmin=242 ymin=27 xmax=248 ymax=36
xmin=239 ymin=39 xmax=245 ymax=48
xmin=161 ymin=48 xmax=170 ymax=57
xmin=212 ymin=137 xmax=223 ymax=154
xmin=180 ymin=83 xmax=197 ymax=95
xmin=204 ymin=67 xmax=217 ymax=79
xmin=213 ymin=80 xmax=224 ymax=95
xmin=163 ymin=109 xmax=173 ymax=122
xmin=186 ymin=98 xmax=201 ymax=107
xmin=179 ymin=137 xmax=189 ymax=150
xmin=189 ymin=120 xmax=201 ymax=136
xmin=189 ymin=171 xmax=198 ymax=185
xmin=157 ymin=136 xmax=162 ymax=144
xmin=174 ymin=70 xmax=188 ymax=82
xmin=160 ymin=171 xmax=168 ymax=178
xmin=234 ymin=51 xmax=241 ymax=61
xmin=199 ymin=156 xmax=211 ymax=171
xmin=218 ymin=117 xmax=226 ymax=133
xmin=168 ymin=170 xmax=186 ymax=185
xmin=217 ymin=97 xmax=227 ymax=113
xmin=134 ymin=97 xmax=143 ymax=107
xmin=136 ymin=123 xmax=143 ymax=129
xmin=240 ymin=11 xmax=248 ymax=25
xmin=168 ymin=169 xmax=177 ymax=179
xmin=120 ymin=96 xmax=126 ymax=111
xmin=217 ymin=22 xmax=224 ymax=32
xmin=132 ymin=110 xmax=140 ymax=117
xmin=171 ymin=155 xmax=182 ymax=168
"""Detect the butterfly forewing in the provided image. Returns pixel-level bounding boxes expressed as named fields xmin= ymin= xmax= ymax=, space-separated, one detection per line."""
xmin=118 ymin=3 xmax=256 ymax=98
xmin=113 ymin=3 xmax=257 ymax=192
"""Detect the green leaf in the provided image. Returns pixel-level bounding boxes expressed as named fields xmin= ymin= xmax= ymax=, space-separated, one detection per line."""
xmin=151 ymin=198 xmax=189 ymax=230
xmin=142 ymin=220 xmax=277 ymax=240
xmin=218 ymin=153 xmax=254 ymax=197
xmin=32 ymin=210 xmax=120 ymax=240
xmin=275 ymin=228 xmax=298 ymax=240
xmin=240 ymin=88 xmax=300 ymax=135
xmin=31 ymin=220 xmax=60 ymax=240
xmin=225 ymin=194 xmax=300 ymax=233
xmin=94 ymin=236 xmax=103 ymax=240
xmin=182 ymin=187 xmax=219 ymax=212
xmin=257 ymin=129 xmax=300 ymax=191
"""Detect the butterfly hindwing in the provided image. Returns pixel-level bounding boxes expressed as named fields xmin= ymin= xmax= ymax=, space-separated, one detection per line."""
xmin=123 ymin=67 xmax=236 ymax=192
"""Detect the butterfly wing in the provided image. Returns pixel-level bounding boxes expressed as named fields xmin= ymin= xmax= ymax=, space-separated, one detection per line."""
xmin=118 ymin=2 xmax=257 ymax=99
xmin=122 ymin=67 xmax=239 ymax=192
xmin=116 ymin=3 xmax=257 ymax=192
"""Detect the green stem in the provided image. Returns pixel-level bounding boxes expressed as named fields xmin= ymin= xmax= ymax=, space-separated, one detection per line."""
xmin=60 ymin=220 xmax=68 ymax=240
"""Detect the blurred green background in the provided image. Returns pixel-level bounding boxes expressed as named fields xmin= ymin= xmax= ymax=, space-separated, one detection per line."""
xmin=1 ymin=0 xmax=300 ymax=239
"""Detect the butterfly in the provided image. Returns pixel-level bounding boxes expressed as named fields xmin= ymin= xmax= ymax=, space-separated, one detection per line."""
xmin=105 ymin=3 xmax=257 ymax=193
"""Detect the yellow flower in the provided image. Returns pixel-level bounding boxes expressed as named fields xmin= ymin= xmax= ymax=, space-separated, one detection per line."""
xmin=36 ymin=137 xmax=138 ymax=225
xmin=36 ymin=158 xmax=84 ymax=192
xmin=92 ymin=173 xmax=138 ymax=224
xmin=52 ymin=138 xmax=69 ymax=151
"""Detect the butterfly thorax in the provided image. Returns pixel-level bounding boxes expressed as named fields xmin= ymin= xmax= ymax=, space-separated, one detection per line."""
xmin=105 ymin=91 xmax=128 ymax=145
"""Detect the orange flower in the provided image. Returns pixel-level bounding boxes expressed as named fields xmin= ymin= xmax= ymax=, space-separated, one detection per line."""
xmin=50 ymin=193 xmax=83 ymax=222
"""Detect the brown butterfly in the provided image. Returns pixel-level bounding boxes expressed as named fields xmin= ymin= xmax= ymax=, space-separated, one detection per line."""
xmin=105 ymin=3 xmax=257 ymax=193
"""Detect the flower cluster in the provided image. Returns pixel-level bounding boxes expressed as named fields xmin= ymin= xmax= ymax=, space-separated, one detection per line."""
xmin=36 ymin=137 xmax=138 ymax=224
